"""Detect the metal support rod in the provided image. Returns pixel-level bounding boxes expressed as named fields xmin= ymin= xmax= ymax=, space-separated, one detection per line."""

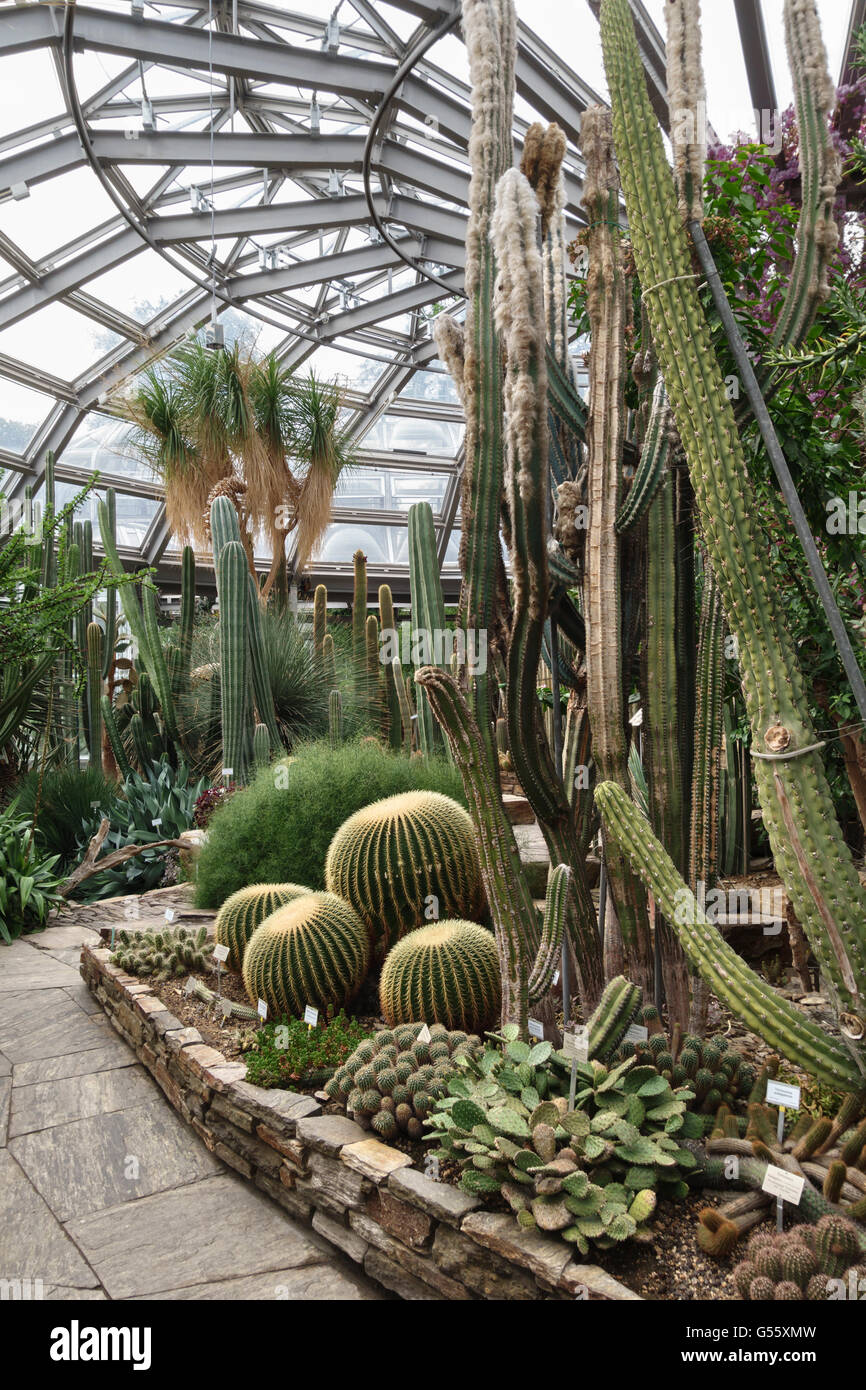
xmin=690 ymin=220 xmax=866 ymax=728
xmin=550 ymin=614 xmax=564 ymax=777
xmin=560 ymin=938 xmax=570 ymax=1028
xmin=597 ymin=850 xmax=607 ymax=946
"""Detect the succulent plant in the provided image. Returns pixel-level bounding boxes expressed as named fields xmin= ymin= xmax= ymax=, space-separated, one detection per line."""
xmin=324 ymin=1023 xmax=483 ymax=1138
xmin=324 ymin=790 xmax=486 ymax=956
xmin=610 ymin=1008 xmax=757 ymax=1115
xmin=427 ymin=1027 xmax=698 ymax=1254
xmin=379 ymin=920 xmax=501 ymax=1034
xmin=214 ymin=882 xmax=312 ymax=970
xmin=110 ymin=924 xmax=213 ymax=981
xmin=242 ymin=892 xmax=370 ymax=1019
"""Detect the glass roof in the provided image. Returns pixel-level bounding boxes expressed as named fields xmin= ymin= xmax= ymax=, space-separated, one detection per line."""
xmin=0 ymin=0 xmax=858 ymax=592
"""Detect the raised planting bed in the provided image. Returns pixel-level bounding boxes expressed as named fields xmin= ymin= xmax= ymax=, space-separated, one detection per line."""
xmin=80 ymin=941 xmax=640 ymax=1302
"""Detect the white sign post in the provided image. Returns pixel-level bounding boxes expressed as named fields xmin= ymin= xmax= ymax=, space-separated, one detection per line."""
xmin=212 ymin=942 xmax=229 ymax=1010
xmin=562 ymin=1027 xmax=589 ymax=1110
xmin=765 ymin=1081 xmax=802 ymax=1230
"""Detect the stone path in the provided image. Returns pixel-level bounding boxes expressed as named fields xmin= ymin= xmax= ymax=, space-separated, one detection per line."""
xmin=0 ymin=922 xmax=385 ymax=1301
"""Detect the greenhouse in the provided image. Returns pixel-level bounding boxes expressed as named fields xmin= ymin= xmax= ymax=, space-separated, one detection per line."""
xmin=2 ymin=0 xmax=866 ymax=1336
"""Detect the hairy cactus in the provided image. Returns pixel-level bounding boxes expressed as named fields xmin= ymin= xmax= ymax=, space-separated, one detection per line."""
xmin=379 ymin=921 xmax=501 ymax=1034
xmin=242 ymin=892 xmax=370 ymax=1018
xmin=110 ymin=924 xmax=213 ymax=981
xmin=214 ymin=883 xmax=311 ymax=970
xmin=324 ymin=1023 xmax=483 ymax=1135
xmin=324 ymin=790 xmax=485 ymax=956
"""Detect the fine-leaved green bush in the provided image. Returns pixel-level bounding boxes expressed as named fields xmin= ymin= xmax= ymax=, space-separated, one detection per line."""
xmin=15 ymin=765 xmax=119 ymax=870
xmin=194 ymin=739 xmax=469 ymax=909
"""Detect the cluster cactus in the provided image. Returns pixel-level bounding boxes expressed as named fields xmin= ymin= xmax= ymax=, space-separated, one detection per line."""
xmin=110 ymin=925 xmax=213 ymax=980
xmin=379 ymin=921 xmax=501 ymax=1034
xmin=214 ymin=883 xmax=312 ymax=970
xmin=610 ymin=1008 xmax=758 ymax=1115
xmin=733 ymin=1218 xmax=866 ymax=1301
xmin=242 ymin=892 xmax=370 ymax=1019
xmin=427 ymin=1027 xmax=698 ymax=1253
xmin=324 ymin=790 xmax=486 ymax=957
xmin=324 ymin=1023 xmax=483 ymax=1141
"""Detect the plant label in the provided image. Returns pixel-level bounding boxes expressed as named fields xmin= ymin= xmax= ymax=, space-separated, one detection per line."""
xmin=553 ymin=970 xmax=560 ymax=986
xmin=222 ymin=768 xmax=233 ymax=778
xmin=528 ymin=1018 xmax=544 ymax=1040
xmin=152 ymin=818 xmax=162 ymax=828
xmin=762 ymin=1165 xmax=805 ymax=1206
xmin=765 ymin=1080 xmax=801 ymax=1110
xmin=416 ymin=1023 xmax=432 ymax=1044
xmin=212 ymin=943 xmax=229 ymax=963
xmin=624 ymin=1024 xmax=649 ymax=1044
xmin=184 ymin=977 xmax=196 ymax=996
xmin=562 ymin=1028 xmax=589 ymax=1063
xmin=164 ymin=908 xmax=175 ymax=923
xmin=303 ymin=1005 xmax=319 ymax=1028
xmin=220 ymin=1000 xmax=233 ymax=1018
xmin=257 ymin=999 xmax=268 ymax=1022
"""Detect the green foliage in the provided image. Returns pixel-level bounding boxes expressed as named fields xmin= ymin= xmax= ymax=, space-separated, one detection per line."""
xmin=427 ymin=1028 xmax=697 ymax=1254
xmin=74 ymin=757 xmax=206 ymax=902
xmin=110 ymin=924 xmax=213 ymax=980
xmin=379 ymin=920 xmax=501 ymax=1034
xmin=194 ymin=740 xmax=468 ymax=909
xmin=242 ymin=1011 xmax=374 ymax=1090
xmin=610 ymin=1008 xmax=757 ymax=1116
xmin=325 ymin=789 xmax=485 ymax=957
xmin=0 ymin=802 xmax=65 ymax=942
xmin=257 ymin=608 xmax=328 ymax=745
xmin=15 ymin=764 xmax=118 ymax=869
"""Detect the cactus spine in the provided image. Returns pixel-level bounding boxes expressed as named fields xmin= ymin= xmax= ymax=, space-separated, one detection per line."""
xmin=600 ymin=0 xmax=866 ymax=1048
xmin=379 ymin=920 xmax=501 ymax=1034
xmin=242 ymin=892 xmax=370 ymax=1018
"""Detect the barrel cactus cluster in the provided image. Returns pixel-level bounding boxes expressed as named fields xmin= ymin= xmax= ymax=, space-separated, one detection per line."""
xmin=215 ymin=883 xmax=311 ymax=970
xmin=110 ymin=924 xmax=213 ymax=981
xmin=323 ymin=1023 xmax=483 ymax=1141
xmin=610 ymin=1010 xmax=759 ymax=1116
xmin=733 ymin=1218 xmax=866 ymax=1301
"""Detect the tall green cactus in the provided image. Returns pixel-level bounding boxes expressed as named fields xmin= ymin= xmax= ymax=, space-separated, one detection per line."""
xmin=101 ymin=489 xmax=118 ymax=680
xmin=600 ymin=0 xmax=866 ymax=1049
xmin=408 ymin=502 xmax=446 ymax=756
xmin=595 ymin=782 xmax=864 ymax=1093
xmin=216 ymin=539 xmax=250 ymax=784
xmin=322 ymin=632 xmax=337 ymax=693
xmin=328 ymin=688 xmax=343 ymax=749
xmin=85 ymin=621 xmax=103 ymax=768
xmin=313 ymin=583 xmax=328 ymax=671
xmin=379 ymin=584 xmax=402 ymax=751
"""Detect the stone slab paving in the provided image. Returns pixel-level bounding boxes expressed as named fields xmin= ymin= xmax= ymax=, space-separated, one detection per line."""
xmin=0 ymin=925 xmax=386 ymax=1301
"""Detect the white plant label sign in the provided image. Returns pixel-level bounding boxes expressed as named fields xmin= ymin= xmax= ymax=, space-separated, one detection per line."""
xmin=624 ymin=1024 xmax=649 ymax=1044
xmin=762 ymin=1166 xmax=805 ymax=1205
xmin=303 ymin=1005 xmax=319 ymax=1027
xmin=416 ymin=1023 xmax=432 ymax=1044
xmin=562 ymin=1028 xmax=589 ymax=1063
xmin=164 ymin=908 xmax=175 ymax=923
xmin=257 ymin=999 xmax=268 ymax=1022
xmin=766 ymin=1080 xmax=801 ymax=1110
xmin=528 ymin=1018 xmax=544 ymax=1041
xmin=212 ymin=943 xmax=229 ymax=963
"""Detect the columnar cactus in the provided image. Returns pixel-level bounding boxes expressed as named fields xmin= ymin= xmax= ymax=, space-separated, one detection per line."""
xmin=324 ymin=790 xmax=485 ymax=957
xmin=379 ymin=920 xmax=501 ymax=1034
xmin=242 ymin=892 xmax=370 ymax=1018
xmin=407 ymin=502 xmax=446 ymax=756
xmin=328 ymin=689 xmax=343 ymax=749
xmin=217 ymin=539 xmax=250 ymax=785
xmin=85 ymin=621 xmax=104 ymax=767
xmin=599 ymin=0 xmax=866 ymax=1053
xmin=584 ymin=975 xmax=643 ymax=1060
xmin=215 ymin=882 xmax=311 ymax=970
xmin=378 ymin=584 xmax=402 ymax=751
xmin=313 ymin=584 xmax=327 ymax=671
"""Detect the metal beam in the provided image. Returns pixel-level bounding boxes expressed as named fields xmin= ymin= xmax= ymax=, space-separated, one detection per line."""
xmin=841 ymin=0 xmax=866 ymax=86
xmin=733 ymin=0 xmax=777 ymax=121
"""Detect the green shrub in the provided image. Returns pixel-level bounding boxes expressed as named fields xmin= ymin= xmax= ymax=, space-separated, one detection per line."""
xmin=0 ymin=803 xmax=65 ymax=942
xmin=194 ymin=739 xmax=469 ymax=909
xmin=15 ymin=765 xmax=119 ymax=869
xmin=243 ymin=1010 xmax=374 ymax=1089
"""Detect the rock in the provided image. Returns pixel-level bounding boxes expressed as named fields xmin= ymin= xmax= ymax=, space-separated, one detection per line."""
xmin=312 ymin=1209 xmax=368 ymax=1264
xmin=341 ymin=1138 xmax=413 ymax=1184
xmin=461 ymin=1211 xmax=572 ymax=1288
xmin=366 ymin=1187 xmax=433 ymax=1250
xmin=388 ymin=1165 xmax=481 ymax=1228
xmin=432 ymin=1223 xmax=538 ymax=1300
xmin=559 ymin=1263 xmax=643 ymax=1301
xmin=295 ymin=1114 xmax=368 ymax=1157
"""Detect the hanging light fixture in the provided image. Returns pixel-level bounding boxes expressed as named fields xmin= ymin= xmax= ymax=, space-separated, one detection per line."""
xmin=309 ymin=94 xmax=321 ymax=135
